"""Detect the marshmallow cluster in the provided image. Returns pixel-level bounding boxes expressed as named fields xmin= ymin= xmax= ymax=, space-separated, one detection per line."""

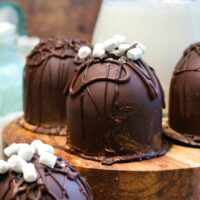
xmin=77 ymin=34 xmax=146 ymax=61
xmin=0 ymin=140 xmax=57 ymax=183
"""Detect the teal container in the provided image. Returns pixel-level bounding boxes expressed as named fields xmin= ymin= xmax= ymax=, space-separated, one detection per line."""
xmin=0 ymin=22 xmax=23 ymax=116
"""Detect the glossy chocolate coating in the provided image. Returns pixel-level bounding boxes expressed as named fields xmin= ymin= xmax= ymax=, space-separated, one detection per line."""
xmin=0 ymin=155 xmax=93 ymax=200
xmin=23 ymin=37 xmax=86 ymax=128
xmin=66 ymin=55 xmax=166 ymax=164
xmin=169 ymin=42 xmax=200 ymax=136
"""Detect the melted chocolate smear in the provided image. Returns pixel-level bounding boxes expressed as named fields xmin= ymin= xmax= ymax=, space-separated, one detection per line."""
xmin=68 ymin=140 xmax=170 ymax=165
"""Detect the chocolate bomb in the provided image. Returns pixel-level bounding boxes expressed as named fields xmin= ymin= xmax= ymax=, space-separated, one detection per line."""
xmin=169 ymin=42 xmax=200 ymax=142
xmin=65 ymin=54 xmax=168 ymax=165
xmin=23 ymin=37 xmax=86 ymax=134
xmin=0 ymin=155 xmax=93 ymax=200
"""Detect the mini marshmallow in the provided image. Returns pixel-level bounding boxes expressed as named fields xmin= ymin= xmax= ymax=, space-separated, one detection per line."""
xmin=8 ymin=155 xmax=27 ymax=173
xmin=39 ymin=151 xmax=57 ymax=168
xmin=119 ymin=43 xmax=131 ymax=53
xmin=92 ymin=43 xmax=105 ymax=58
xmin=38 ymin=144 xmax=54 ymax=156
xmin=136 ymin=43 xmax=146 ymax=53
xmin=0 ymin=160 xmax=10 ymax=174
xmin=18 ymin=144 xmax=34 ymax=161
xmin=103 ymin=38 xmax=117 ymax=52
xmin=78 ymin=46 xmax=91 ymax=59
xmin=4 ymin=143 xmax=20 ymax=157
xmin=22 ymin=163 xmax=37 ymax=182
xmin=112 ymin=34 xmax=126 ymax=45
xmin=31 ymin=140 xmax=44 ymax=154
xmin=127 ymin=47 xmax=143 ymax=61
xmin=110 ymin=49 xmax=121 ymax=57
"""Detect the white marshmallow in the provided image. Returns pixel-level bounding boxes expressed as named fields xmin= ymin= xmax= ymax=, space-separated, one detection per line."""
xmin=127 ymin=47 xmax=143 ymax=61
xmin=38 ymin=144 xmax=54 ymax=156
xmin=94 ymin=43 xmax=104 ymax=49
xmin=31 ymin=140 xmax=44 ymax=154
xmin=132 ymin=41 xmax=139 ymax=45
xmin=78 ymin=46 xmax=91 ymax=59
xmin=103 ymin=38 xmax=117 ymax=52
xmin=39 ymin=151 xmax=57 ymax=168
xmin=92 ymin=43 xmax=105 ymax=58
xmin=119 ymin=43 xmax=131 ymax=53
xmin=7 ymin=155 xmax=27 ymax=173
xmin=0 ymin=160 xmax=10 ymax=174
xmin=112 ymin=34 xmax=126 ymax=45
xmin=136 ymin=43 xmax=146 ymax=53
xmin=22 ymin=163 xmax=37 ymax=182
xmin=110 ymin=49 xmax=121 ymax=57
xmin=4 ymin=143 xmax=20 ymax=157
xmin=18 ymin=144 xmax=34 ymax=161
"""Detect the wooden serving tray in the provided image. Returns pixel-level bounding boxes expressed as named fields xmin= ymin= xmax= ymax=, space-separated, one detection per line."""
xmin=2 ymin=119 xmax=200 ymax=200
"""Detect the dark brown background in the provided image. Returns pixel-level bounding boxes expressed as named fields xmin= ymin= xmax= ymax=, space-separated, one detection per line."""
xmin=14 ymin=0 xmax=102 ymax=42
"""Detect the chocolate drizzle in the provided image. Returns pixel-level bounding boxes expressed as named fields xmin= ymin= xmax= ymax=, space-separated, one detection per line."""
xmin=173 ymin=42 xmax=200 ymax=75
xmin=23 ymin=37 xmax=87 ymax=134
xmin=65 ymin=54 xmax=167 ymax=164
xmin=0 ymin=155 xmax=93 ymax=200
xmin=68 ymin=57 xmax=161 ymax=102
xmin=26 ymin=37 xmax=84 ymax=67
xmin=169 ymin=42 xmax=200 ymax=138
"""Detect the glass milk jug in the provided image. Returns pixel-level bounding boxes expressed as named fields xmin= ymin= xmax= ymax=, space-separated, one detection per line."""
xmin=92 ymin=0 xmax=200 ymax=114
xmin=0 ymin=22 xmax=23 ymax=116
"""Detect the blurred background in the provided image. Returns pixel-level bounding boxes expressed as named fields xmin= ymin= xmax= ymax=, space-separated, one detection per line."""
xmin=0 ymin=0 xmax=101 ymax=117
xmin=6 ymin=0 xmax=102 ymax=40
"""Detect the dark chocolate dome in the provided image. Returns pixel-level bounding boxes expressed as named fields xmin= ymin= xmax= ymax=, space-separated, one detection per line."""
xmin=66 ymin=55 xmax=167 ymax=164
xmin=0 ymin=155 xmax=93 ymax=200
xmin=22 ymin=37 xmax=86 ymax=134
xmin=169 ymin=42 xmax=200 ymax=139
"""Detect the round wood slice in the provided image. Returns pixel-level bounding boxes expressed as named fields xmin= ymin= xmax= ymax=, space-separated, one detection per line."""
xmin=2 ymin=119 xmax=66 ymax=150
xmin=2 ymin=120 xmax=200 ymax=200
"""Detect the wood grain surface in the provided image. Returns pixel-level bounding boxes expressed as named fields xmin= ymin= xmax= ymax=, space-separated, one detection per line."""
xmin=13 ymin=0 xmax=102 ymax=41
xmin=2 ymin=119 xmax=200 ymax=200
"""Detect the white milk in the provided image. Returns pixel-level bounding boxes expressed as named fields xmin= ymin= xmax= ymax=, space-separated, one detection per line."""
xmin=92 ymin=0 xmax=200 ymax=115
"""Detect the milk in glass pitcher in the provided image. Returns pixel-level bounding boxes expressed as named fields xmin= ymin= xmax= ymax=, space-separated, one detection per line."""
xmin=92 ymin=0 xmax=200 ymax=114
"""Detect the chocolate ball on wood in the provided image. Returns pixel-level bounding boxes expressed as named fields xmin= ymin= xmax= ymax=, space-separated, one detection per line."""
xmin=23 ymin=37 xmax=86 ymax=134
xmin=169 ymin=42 xmax=200 ymax=143
xmin=0 ymin=155 xmax=93 ymax=200
xmin=65 ymin=48 xmax=168 ymax=165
